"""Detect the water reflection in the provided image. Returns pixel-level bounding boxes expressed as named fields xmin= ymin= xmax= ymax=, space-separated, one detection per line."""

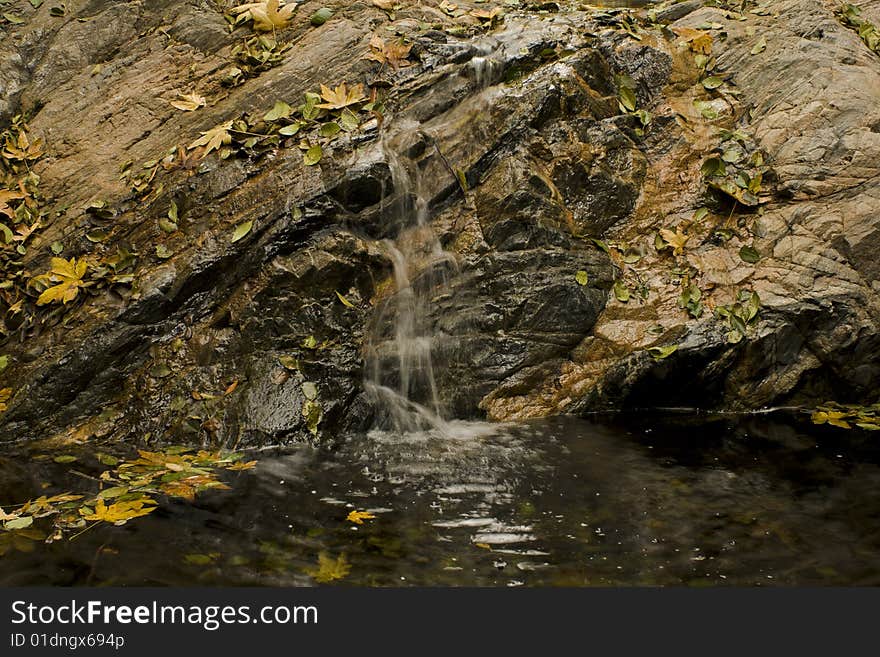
xmin=2 ymin=414 xmax=880 ymax=586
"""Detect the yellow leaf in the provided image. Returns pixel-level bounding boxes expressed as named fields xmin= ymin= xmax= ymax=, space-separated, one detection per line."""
xmin=660 ymin=226 xmax=690 ymax=255
xmin=336 ymin=291 xmax=356 ymax=308
xmin=365 ymin=35 xmax=413 ymax=70
xmin=35 ymin=257 xmax=88 ymax=306
xmin=233 ymin=0 xmax=296 ymax=31
xmin=316 ymin=83 xmax=367 ymax=110
xmin=226 ymin=460 xmax=257 ymax=471
xmin=170 ymin=93 xmax=206 ymax=112
xmin=306 ymin=552 xmax=351 ymax=583
xmin=346 ymin=509 xmax=376 ymax=525
xmin=674 ymin=27 xmax=713 ymax=55
xmin=80 ymin=497 xmax=157 ymax=525
xmin=187 ymin=120 xmax=234 ymax=156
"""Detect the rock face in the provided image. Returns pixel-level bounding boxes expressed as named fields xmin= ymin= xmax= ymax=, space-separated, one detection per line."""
xmin=0 ymin=0 xmax=879 ymax=447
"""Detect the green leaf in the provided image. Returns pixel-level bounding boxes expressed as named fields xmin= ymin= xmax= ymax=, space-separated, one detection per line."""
xmin=613 ymin=280 xmax=631 ymax=303
xmin=96 ymin=452 xmax=119 ymax=466
xmin=279 ymin=123 xmax=301 ymax=136
xmin=320 ymin=122 xmax=341 ymax=139
xmin=693 ymin=207 xmax=710 ymax=222
xmin=29 ymin=0 xmax=44 ymax=7
xmin=86 ymin=228 xmax=109 ymax=243
xmin=575 ymin=270 xmax=589 ymax=286
xmin=618 ymin=86 xmax=637 ymax=112
xmin=739 ymin=245 xmax=761 ymax=264
xmin=303 ymin=144 xmax=323 ymax=166
xmin=53 ymin=455 xmax=78 ymax=464
xmin=159 ymin=218 xmax=178 ymax=234
xmin=693 ymin=99 xmax=718 ymax=119
xmin=310 ymin=7 xmax=333 ymax=26
xmin=150 ymin=363 xmax=172 ymax=378
xmin=0 ymin=355 xmax=7 ymax=374
xmin=264 ymin=100 xmax=292 ymax=122
xmin=231 ymin=220 xmax=253 ymax=243
xmin=155 ymin=245 xmax=173 ymax=259
xmin=751 ymin=36 xmax=767 ymax=55
xmin=648 ymin=345 xmax=678 ymax=361
xmin=50 ymin=241 xmax=64 ymax=255
xmin=4 ymin=516 xmax=33 ymax=530
xmin=278 ymin=355 xmax=300 ymax=370
xmin=701 ymin=157 xmax=725 ymax=177
xmin=701 ymin=76 xmax=724 ymax=90
xmin=302 ymin=400 xmax=322 ymax=436
xmin=338 ymin=109 xmax=360 ymax=132
xmin=590 ymin=238 xmax=610 ymax=254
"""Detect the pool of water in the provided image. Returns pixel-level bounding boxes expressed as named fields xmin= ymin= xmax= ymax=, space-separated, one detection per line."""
xmin=2 ymin=413 xmax=880 ymax=586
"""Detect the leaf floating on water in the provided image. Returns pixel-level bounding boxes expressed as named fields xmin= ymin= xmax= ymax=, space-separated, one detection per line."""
xmin=4 ymin=516 xmax=33 ymax=531
xmin=53 ymin=455 xmax=77 ymax=464
xmin=80 ymin=497 xmax=157 ymax=526
xmin=346 ymin=510 xmax=375 ymax=525
xmin=575 ymin=270 xmax=589 ymax=286
xmin=231 ymin=220 xmax=253 ymax=243
xmin=307 ymin=552 xmax=350 ymax=583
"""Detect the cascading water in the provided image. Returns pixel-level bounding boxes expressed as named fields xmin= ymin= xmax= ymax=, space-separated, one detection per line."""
xmin=363 ymin=122 xmax=458 ymax=433
xmin=364 ymin=44 xmax=509 ymax=435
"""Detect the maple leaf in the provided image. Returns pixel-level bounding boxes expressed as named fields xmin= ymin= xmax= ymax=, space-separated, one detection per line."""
xmin=306 ymin=552 xmax=351 ymax=583
xmin=35 ymin=257 xmax=88 ymax=306
xmin=170 ymin=93 xmax=206 ymax=112
xmin=316 ymin=83 xmax=367 ymax=110
xmin=79 ymin=497 xmax=157 ymax=525
xmin=187 ymin=120 xmax=234 ymax=158
xmin=365 ymin=35 xmax=413 ymax=70
xmin=346 ymin=509 xmax=376 ymax=525
xmin=0 ymin=388 xmax=11 ymax=414
xmin=233 ymin=0 xmax=296 ymax=31
xmin=2 ymin=131 xmax=43 ymax=162
xmin=0 ymin=189 xmax=25 ymax=221
xmin=160 ymin=475 xmax=230 ymax=501
xmin=674 ymin=27 xmax=713 ymax=55
xmin=660 ymin=226 xmax=690 ymax=255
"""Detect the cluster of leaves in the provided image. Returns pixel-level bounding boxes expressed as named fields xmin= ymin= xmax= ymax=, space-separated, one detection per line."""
xmin=700 ymin=129 xmax=768 ymax=207
xmin=616 ymin=74 xmax=652 ymax=133
xmin=0 ymin=447 xmax=256 ymax=550
xmin=0 ymin=117 xmax=48 ymax=326
xmin=591 ymin=6 xmax=645 ymax=41
xmin=836 ymin=4 xmax=880 ymax=54
xmin=812 ymin=402 xmax=880 ymax=431
xmin=365 ymin=35 xmax=414 ymax=72
xmin=184 ymin=82 xmax=380 ymax=168
xmin=230 ymin=0 xmax=298 ymax=32
xmin=225 ymin=35 xmax=291 ymax=87
xmin=715 ymin=289 xmax=761 ymax=344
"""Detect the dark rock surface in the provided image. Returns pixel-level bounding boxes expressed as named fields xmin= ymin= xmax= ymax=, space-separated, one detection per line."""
xmin=0 ymin=0 xmax=878 ymax=446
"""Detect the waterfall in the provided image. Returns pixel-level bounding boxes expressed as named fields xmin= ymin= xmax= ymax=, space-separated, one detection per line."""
xmin=363 ymin=46 xmax=505 ymax=434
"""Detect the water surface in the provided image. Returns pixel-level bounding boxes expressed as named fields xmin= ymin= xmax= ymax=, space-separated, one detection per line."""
xmin=2 ymin=414 xmax=879 ymax=586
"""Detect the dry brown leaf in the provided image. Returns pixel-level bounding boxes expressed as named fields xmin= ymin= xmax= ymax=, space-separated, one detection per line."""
xmin=170 ymin=93 xmax=206 ymax=112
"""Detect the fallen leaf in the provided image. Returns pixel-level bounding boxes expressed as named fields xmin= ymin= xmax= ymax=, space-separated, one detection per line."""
xmin=187 ymin=120 xmax=234 ymax=157
xmin=660 ymin=226 xmax=690 ymax=255
xmin=170 ymin=93 xmax=206 ymax=112
xmin=231 ymin=220 xmax=254 ymax=243
xmin=316 ymin=83 xmax=367 ymax=110
xmin=35 ymin=257 xmax=88 ymax=306
xmin=346 ymin=510 xmax=376 ymax=525
xmin=306 ymin=552 xmax=350 ymax=583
